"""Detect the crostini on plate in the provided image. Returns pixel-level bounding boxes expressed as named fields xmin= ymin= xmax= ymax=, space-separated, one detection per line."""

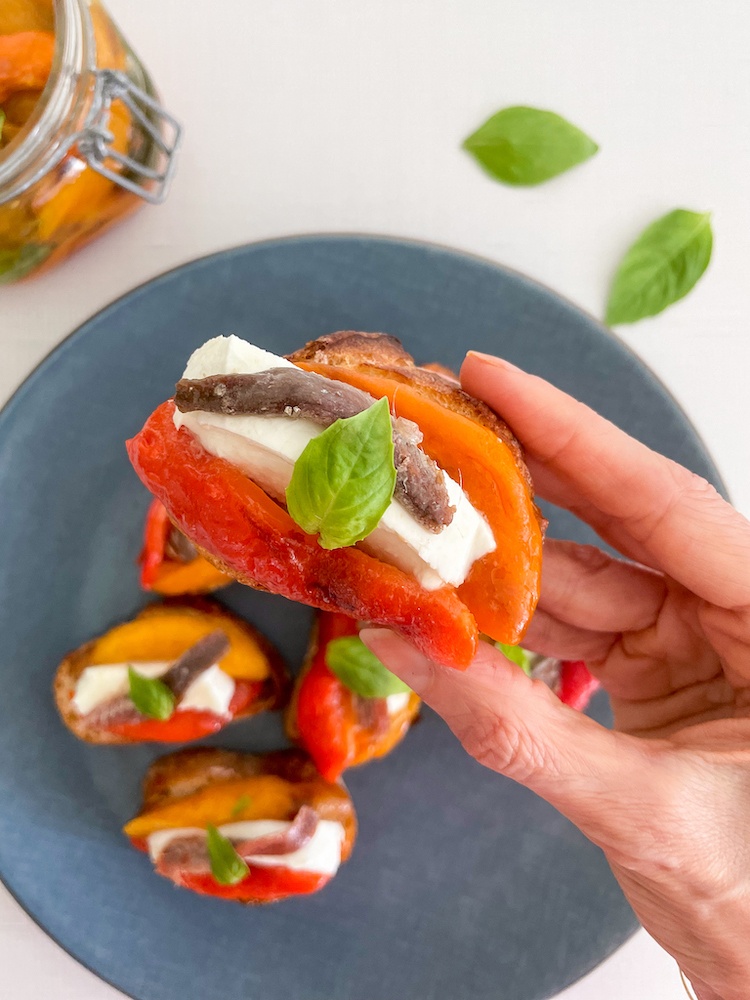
xmin=124 ymin=748 xmax=357 ymax=903
xmin=54 ymin=599 xmax=288 ymax=744
xmin=127 ymin=331 xmax=545 ymax=670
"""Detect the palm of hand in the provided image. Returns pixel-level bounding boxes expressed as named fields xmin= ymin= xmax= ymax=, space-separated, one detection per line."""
xmin=600 ymin=582 xmax=750 ymax=738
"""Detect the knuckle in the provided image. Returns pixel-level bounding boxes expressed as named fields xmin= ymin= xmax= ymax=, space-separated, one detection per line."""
xmin=562 ymin=541 xmax=613 ymax=573
xmin=460 ymin=710 xmax=551 ymax=782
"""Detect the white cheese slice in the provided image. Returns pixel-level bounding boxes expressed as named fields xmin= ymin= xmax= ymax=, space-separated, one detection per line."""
xmin=179 ymin=663 xmax=235 ymax=714
xmin=147 ymin=819 xmax=345 ymax=876
xmin=174 ymin=335 xmax=496 ymax=589
xmin=72 ymin=660 xmax=235 ymax=717
xmin=385 ymin=691 xmax=411 ymax=714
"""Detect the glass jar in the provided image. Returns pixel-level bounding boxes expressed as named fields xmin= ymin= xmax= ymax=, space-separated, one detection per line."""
xmin=0 ymin=0 xmax=181 ymax=283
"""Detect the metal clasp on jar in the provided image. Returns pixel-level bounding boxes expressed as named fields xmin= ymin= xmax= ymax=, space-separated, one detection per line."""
xmin=75 ymin=69 xmax=182 ymax=205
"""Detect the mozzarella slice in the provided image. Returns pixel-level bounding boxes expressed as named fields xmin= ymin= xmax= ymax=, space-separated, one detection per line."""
xmin=72 ymin=660 xmax=235 ymax=717
xmin=147 ymin=819 xmax=346 ymax=876
xmin=385 ymin=692 xmax=412 ymax=714
xmin=174 ymin=335 xmax=495 ymax=589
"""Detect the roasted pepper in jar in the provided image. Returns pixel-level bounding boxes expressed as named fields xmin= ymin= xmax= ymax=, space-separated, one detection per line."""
xmin=0 ymin=0 xmax=179 ymax=283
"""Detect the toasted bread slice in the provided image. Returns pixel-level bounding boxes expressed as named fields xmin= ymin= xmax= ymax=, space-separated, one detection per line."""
xmin=54 ymin=598 xmax=288 ymax=744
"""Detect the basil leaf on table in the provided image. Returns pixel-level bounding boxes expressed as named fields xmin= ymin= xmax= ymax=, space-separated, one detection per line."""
xmin=127 ymin=667 xmax=175 ymax=721
xmin=606 ymin=209 xmax=713 ymax=325
xmin=496 ymin=642 xmax=534 ymax=676
xmin=286 ymin=397 xmax=396 ymax=549
xmin=326 ymin=636 xmax=412 ymax=699
xmin=206 ymin=825 xmax=249 ymax=885
xmin=462 ymin=106 xmax=598 ymax=186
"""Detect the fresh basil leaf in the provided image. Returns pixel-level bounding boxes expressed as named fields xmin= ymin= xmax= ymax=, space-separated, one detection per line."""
xmin=206 ymin=824 xmax=249 ymax=885
xmin=127 ymin=666 xmax=175 ymax=721
xmin=326 ymin=635 xmax=412 ymax=699
xmin=0 ymin=243 xmax=53 ymax=284
xmin=230 ymin=794 xmax=252 ymax=819
xmin=462 ymin=105 xmax=598 ymax=186
xmin=605 ymin=209 xmax=713 ymax=325
xmin=0 ymin=109 xmax=5 ymax=138
xmin=496 ymin=642 xmax=534 ymax=676
xmin=286 ymin=397 xmax=396 ymax=549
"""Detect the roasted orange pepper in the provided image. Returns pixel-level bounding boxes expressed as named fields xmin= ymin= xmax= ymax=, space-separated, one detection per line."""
xmin=288 ymin=612 xmax=420 ymax=781
xmin=139 ymin=498 xmax=232 ymax=595
xmin=0 ymin=4 xmax=155 ymax=281
xmin=125 ymin=775 xmax=303 ymax=838
xmin=0 ymin=30 xmax=54 ymax=104
xmin=127 ymin=401 xmax=478 ymax=670
xmin=297 ymin=362 xmax=543 ymax=644
xmin=0 ymin=1 xmax=54 ymax=35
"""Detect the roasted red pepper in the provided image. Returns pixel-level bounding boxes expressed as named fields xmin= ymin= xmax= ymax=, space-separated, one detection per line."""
xmin=173 ymin=867 xmax=330 ymax=902
xmin=127 ymin=402 xmax=478 ymax=669
xmin=288 ymin=612 xmax=420 ymax=781
xmin=106 ymin=679 xmax=263 ymax=743
xmin=139 ymin=498 xmax=232 ymax=595
xmin=559 ymin=659 xmax=600 ymax=712
xmin=139 ymin=497 xmax=171 ymax=588
xmin=129 ymin=834 xmax=330 ymax=901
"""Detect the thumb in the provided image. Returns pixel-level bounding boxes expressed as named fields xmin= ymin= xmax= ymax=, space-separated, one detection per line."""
xmin=361 ymin=629 xmax=671 ymax=864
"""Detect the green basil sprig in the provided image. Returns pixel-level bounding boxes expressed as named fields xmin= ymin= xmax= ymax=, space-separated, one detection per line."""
xmin=496 ymin=642 xmax=534 ymax=676
xmin=230 ymin=795 xmax=252 ymax=819
xmin=206 ymin=825 xmax=249 ymax=885
xmin=606 ymin=209 xmax=713 ymax=325
xmin=463 ymin=106 xmax=598 ymax=187
xmin=127 ymin=667 xmax=175 ymax=720
xmin=286 ymin=397 xmax=396 ymax=549
xmin=0 ymin=244 xmax=53 ymax=284
xmin=326 ymin=636 xmax=411 ymax=699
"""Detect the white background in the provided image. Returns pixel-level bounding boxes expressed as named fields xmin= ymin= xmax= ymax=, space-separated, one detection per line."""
xmin=2 ymin=1 xmax=748 ymax=996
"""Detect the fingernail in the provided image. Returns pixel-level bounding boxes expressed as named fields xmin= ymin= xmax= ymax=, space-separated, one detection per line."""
xmin=465 ymin=351 xmax=522 ymax=372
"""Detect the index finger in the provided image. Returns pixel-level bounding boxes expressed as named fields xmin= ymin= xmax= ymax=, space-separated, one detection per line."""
xmin=461 ymin=352 xmax=750 ymax=610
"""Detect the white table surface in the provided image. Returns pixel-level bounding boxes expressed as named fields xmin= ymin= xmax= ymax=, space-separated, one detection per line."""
xmin=2 ymin=1 xmax=748 ymax=996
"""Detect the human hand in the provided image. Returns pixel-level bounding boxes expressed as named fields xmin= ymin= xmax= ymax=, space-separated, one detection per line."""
xmin=362 ymin=352 xmax=750 ymax=1000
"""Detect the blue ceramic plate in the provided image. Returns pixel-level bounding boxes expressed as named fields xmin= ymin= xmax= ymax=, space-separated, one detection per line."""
xmin=0 ymin=236 xmax=724 ymax=1000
